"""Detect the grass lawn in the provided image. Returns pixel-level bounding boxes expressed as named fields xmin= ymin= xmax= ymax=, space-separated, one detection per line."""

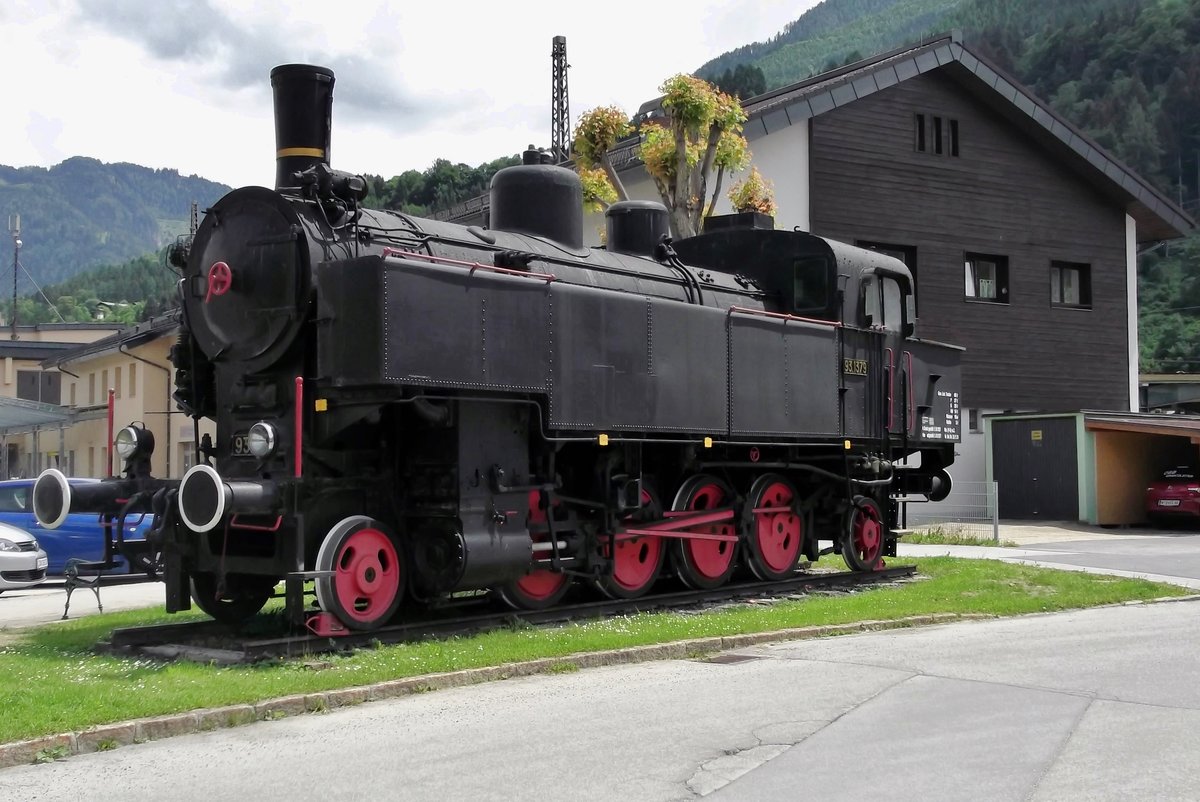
xmin=0 ymin=557 xmax=1189 ymax=744
xmin=903 ymin=530 xmax=1019 ymax=547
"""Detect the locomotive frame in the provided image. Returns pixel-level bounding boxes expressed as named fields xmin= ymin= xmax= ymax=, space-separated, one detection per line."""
xmin=32 ymin=64 xmax=962 ymax=632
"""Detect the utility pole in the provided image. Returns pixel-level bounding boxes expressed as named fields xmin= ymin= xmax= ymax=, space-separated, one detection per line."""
xmin=7 ymin=214 xmax=19 ymax=341
xmin=551 ymin=35 xmax=570 ymax=164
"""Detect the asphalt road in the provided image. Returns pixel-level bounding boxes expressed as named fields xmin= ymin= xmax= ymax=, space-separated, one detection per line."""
xmin=3 ymin=599 xmax=1198 ymax=801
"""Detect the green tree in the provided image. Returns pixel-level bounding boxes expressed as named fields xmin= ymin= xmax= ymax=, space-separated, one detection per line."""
xmin=575 ymin=76 xmax=751 ymax=238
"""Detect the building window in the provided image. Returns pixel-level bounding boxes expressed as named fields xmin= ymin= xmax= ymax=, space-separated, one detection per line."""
xmin=964 ymin=253 xmax=1009 ymax=303
xmin=88 ymin=373 xmax=95 ymax=405
xmin=129 ymin=363 xmax=137 ymax=398
xmin=88 ymin=446 xmax=94 ymax=477
xmin=114 ymin=366 xmax=123 ymax=399
xmin=1050 ymin=261 xmax=1092 ymax=309
xmin=968 ymin=408 xmax=981 ymax=433
xmin=69 ymin=382 xmax=76 ymax=407
xmin=916 ymin=114 xmax=959 ymax=157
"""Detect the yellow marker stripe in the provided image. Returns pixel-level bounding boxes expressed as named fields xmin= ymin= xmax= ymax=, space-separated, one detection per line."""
xmin=277 ymin=147 xmax=326 ymax=158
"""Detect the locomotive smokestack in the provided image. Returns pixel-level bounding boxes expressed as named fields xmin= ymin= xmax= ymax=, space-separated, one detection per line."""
xmin=270 ymin=64 xmax=335 ymax=191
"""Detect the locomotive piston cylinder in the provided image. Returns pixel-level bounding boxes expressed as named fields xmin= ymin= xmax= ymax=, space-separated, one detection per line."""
xmin=271 ymin=64 xmax=335 ymax=191
xmin=178 ymin=464 xmax=278 ymax=533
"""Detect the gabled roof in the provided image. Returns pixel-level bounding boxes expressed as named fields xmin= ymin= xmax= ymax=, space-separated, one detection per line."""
xmin=0 ymin=340 xmax=80 ymax=361
xmin=40 ymin=311 xmax=180 ymax=370
xmin=735 ymin=33 xmax=1192 ymax=242
xmin=579 ymin=33 xmax=1191 ymax=243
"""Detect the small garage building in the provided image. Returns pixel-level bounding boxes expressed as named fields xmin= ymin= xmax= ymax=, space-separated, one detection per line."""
xmin=986 ymin=411 xmax=1200 ymax=525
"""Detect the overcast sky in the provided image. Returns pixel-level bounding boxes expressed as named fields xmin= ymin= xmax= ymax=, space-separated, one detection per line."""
xmin=0 ymin=0 xmax=818 ymax=188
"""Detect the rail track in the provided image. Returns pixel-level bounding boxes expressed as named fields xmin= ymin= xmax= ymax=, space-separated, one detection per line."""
xmin=101 ymin=564 xmax=917 ymax=664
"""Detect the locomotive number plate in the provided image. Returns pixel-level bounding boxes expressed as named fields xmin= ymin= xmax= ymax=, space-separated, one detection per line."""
xmin=843 ymin=358 xmax=868 ymax=376
xmin=231 ymin=432 xmax=252 ymax=457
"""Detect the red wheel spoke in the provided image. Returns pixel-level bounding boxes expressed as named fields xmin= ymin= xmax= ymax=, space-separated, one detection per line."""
xmin=505 ymin=490 xmax=570 ymax=607
xmin=672 ymin=477 xmax=738 ymax=589
xmin=843 ymin=498 xmax=886 ymax=571
xmin=746 ymin=475 xmax=803 ymax=580
xmin=599 ymin=487 xmax=664 ymax=599
xmin=315 ymin=518 xmax=405 ymax=630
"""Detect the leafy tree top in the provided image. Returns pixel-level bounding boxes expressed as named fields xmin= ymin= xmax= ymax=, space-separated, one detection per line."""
xmin=573 ymin=74 xmax=751 ymax=238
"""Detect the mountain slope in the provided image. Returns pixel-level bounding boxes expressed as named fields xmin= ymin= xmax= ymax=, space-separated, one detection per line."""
xmin=699 ymin=0 xmax=968 ymax=87
xmin=0 ymin=157 xmax=229 ymax=287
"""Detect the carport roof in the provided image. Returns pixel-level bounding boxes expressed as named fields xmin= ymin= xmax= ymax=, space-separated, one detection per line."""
xmin=0 ymin=395 xmax=69 ymax=433
xmin=1084 ymin=412 xmax=1200 ymax=440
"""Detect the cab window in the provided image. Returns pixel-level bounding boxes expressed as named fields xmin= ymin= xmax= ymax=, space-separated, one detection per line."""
xmin=862 ymin=275 xmax=906 ymax=330
xmin=793 ymin=257 xmax=830 ymax=316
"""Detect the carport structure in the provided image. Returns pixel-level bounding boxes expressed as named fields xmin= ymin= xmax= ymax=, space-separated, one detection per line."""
xmin=987 ymin=411 xmax=1200 ymax=526
xmin=0 ymin=395 xmax=72 ymax=478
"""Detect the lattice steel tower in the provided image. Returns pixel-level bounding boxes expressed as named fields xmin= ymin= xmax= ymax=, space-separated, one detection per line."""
xmin=551 ymin=35 xmax=570 ymax=163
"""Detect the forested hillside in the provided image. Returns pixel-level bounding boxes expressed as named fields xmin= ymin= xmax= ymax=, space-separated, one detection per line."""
xmin=699 ymin=0 xmax=967 ymax=86
xmin=6 ymin=251 xmax=179 ymax=326
xmin=0 ymin=157 xmax=227 ymax=285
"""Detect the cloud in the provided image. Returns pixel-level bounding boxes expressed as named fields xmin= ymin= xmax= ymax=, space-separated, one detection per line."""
xmin=75 ymin=0 xmax=447 ymax=124
xmin=25 ymin=113 xmax=66 ymax=165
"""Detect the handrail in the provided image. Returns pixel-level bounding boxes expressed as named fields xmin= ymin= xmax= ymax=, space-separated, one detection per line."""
xmin=905 ymin=351 xmax=915 ymax=434
xmin=727 ymin=305 xmax=841 ymax=328
xmin=885 ymin=347 xmax=895 ymax=430
xmin=382 ymin=247 xmax=556 ymax=283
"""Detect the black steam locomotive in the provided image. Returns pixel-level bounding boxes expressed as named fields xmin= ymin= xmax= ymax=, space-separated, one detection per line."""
xmin=32 ymin=65 xmax=961 ymax=632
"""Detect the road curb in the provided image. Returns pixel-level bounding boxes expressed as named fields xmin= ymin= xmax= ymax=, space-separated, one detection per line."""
xmin=0 ymin=611 xmax=973 ymax=769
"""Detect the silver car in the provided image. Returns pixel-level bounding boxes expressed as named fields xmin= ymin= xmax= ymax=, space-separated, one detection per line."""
xmin=0 ymin=521 xmax=48 ymax=593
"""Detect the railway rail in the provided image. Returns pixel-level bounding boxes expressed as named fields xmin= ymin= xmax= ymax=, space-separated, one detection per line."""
xmin=101 ymin=564 xmax=917 ymax=664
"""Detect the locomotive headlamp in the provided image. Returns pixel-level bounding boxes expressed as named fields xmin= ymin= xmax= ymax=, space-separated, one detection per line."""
xmin=115 ymin=425 xmax=153 ymax=460
xmin=247 ymin=421 xmax=278 ymax=458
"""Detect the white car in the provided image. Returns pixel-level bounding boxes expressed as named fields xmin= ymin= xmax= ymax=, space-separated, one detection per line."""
xmin=0 ymin=522 xmax=48 ymax=593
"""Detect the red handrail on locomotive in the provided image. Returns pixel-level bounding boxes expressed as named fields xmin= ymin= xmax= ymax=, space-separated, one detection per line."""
xmin=381 ymin=247 xmax=557 ymax=283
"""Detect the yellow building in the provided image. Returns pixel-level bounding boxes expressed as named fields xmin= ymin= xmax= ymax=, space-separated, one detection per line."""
xmin=0 ymin=323 xmax=125 ymax=477
xmin=28 ymin=316 xmax=213 ymax=479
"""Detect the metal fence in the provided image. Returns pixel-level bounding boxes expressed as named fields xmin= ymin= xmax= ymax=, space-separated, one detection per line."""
xmin=900 ymin=480 xmax=999 ymax=543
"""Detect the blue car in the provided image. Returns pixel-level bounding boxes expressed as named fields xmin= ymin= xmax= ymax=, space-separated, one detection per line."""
xmin=0 ymin=478 xmax=148 ymax=575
